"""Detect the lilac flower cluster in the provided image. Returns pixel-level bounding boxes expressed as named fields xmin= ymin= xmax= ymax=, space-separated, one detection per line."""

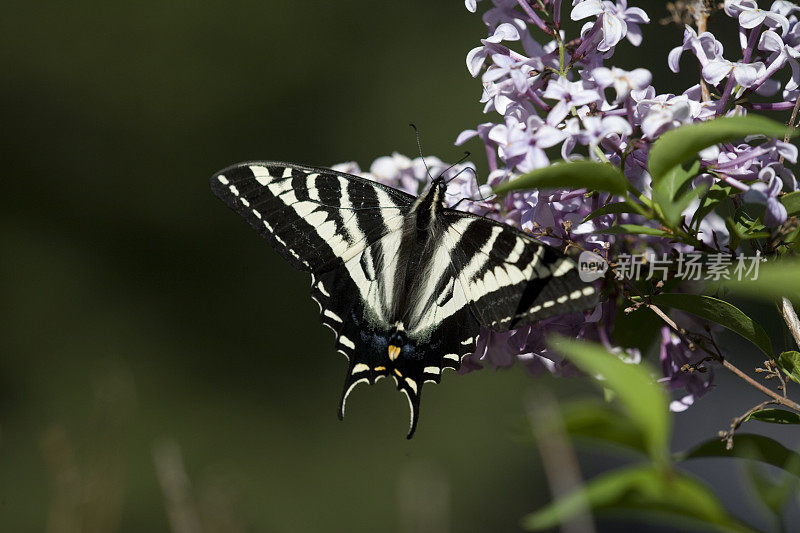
xmin=338 ymin=0 xmax=799 ymax=410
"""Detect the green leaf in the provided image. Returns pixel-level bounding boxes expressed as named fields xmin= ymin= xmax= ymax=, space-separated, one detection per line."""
xmin=678 ymin=433 xmax=800 ymax=480
xmin=594 ymin=224 xmax=671 ymax=237
xmin=582 ymin=201 xmax=644 ymax=222
xmin=548 ymin=337 xmax=670 ymax=463
xmin=493 ymin=160 xmax=628 ymax=196
xmin=522 ymin=465 xmax=753 ymax=532
xmin=746 ymin=409 xmax=800 ymax=425
xmin=778 ymin=351 xmax=800 ymax=384
xmin=558 ymin=399 xmax=648 ymax=454
xmin=722 ymin=258 xmax=800 ymax=303
xmin=725 ymin=216 xmax=771 ymax=241
xmin=781 ymin=191 xmax=800 ymax=217
xmin=648 ymin=293 xmax=772 ymax=356
xmin=691 ymin=182 xmax=736 ymax=228
xmin=649 ymin=115 xmax=794 ymax=181
xmin=656 ymin=160 xmax=701 ymax=199
xmin=655 ymin=180 xmax=708 ymax=228
xmin=733 ymin=204 xmax=770 ymax=238
xmin=743 ymin=461 xmax=796 ymax=521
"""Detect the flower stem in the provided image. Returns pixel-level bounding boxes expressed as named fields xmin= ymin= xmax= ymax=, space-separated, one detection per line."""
xmin=556 ymin=32 xmax=566 ymax=77
xmin=741 ymin=23 xmax=761 ymax=64
xmin=721 ymin=360 xmax=800 ymax=411
xmin=516 ymin=0 xmax=552 ymax=35
xmin=780 ymin=95 xmax=800 ymax=165
xmin=716 ymin=24 xmax=761 ymax=115
xmin=692 ymin=0 xmax=712 ymax=102
xmin=645 ymin=301 xmax=800 ymax=413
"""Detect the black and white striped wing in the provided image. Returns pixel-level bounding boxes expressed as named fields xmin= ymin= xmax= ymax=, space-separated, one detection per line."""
xmin=440 ymin=211 xmax=597 ymax=331
xmin=210 ymin=161 xmax=413 ymax=274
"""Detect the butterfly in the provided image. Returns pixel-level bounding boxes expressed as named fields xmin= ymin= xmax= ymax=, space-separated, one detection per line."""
xmin=211 ymin=161 xmax=598 ymax=437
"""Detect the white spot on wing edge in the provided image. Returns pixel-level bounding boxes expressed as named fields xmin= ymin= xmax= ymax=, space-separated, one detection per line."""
xmin=399 ymin=388 xmax=415 ymax=435
xmin=405 ymin=378 xmax=418 ymax=394
xmin=443 ymin=353 xmax=460 ymax=362
xmin=352 ymin=363 xmax=369 ymax=374
xmin=217 ymin=175 xmax=229 ymax=185
xmin=423 ymin=366 xmax=441 ymax=375
xmin=340 ymin=377 xmax=368 ymax=416
xmin=339 ymin=335 xmax=355 ymax=350
xmin=317 ymin=282 xmax=331 ymax=298
xmin=324 ymin=309 xmax=343 ymax=323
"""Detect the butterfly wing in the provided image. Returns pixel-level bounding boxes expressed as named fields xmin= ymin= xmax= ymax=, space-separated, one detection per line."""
xmin=212 ymin=162 xmax=431 ymax=434
xmin=439 ymin=210 xmax=598 ymax=331
xmin=211 ymin=161 xmax=414 ymax=273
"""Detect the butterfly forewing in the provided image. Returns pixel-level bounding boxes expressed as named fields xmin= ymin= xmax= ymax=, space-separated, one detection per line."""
xmin=211 ymin=162 xmax=413 ymax=273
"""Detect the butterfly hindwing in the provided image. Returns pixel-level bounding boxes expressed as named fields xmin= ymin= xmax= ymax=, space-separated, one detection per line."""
xmin=440 ymin=210 xmax=597 ymax=331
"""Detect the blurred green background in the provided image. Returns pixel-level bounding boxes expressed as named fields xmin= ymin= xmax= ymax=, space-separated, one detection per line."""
xmin=2 ymin=1 xmax=798 ymax=531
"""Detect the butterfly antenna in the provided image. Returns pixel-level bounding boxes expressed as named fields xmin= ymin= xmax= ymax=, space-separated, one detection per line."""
xmin=409 ymin=123 xmax=432 ymax=180
xmin=438 ymin=151 xmax=472 ymax=182
xmin=443 ymin=166 xmax=476 ymax=187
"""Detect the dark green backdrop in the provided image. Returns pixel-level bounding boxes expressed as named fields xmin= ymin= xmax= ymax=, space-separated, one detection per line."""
xmin=2 ymin=1 xmax=797 ymax=531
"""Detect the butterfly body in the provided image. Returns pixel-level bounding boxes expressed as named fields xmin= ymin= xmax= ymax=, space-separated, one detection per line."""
xmin=211 ymin=161 xmax=597 ymax=437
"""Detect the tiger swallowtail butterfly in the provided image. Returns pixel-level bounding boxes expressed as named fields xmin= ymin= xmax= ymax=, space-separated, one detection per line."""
xmin=211 ymin=161 xmax=597 ymax=438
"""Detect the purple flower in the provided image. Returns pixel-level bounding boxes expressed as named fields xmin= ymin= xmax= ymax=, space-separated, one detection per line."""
xmin=658 ymin=327 xmax=714 ymax=412
xmin=702 ymin=58 xmax=765 ymax=88
xmin=578 ymin=115 xmax=632 ymax=155
xmin=489 ymin=116 xmax=563 ymax=172
xmin=483 ymin=53 xmax=539 ymax=94
xmin=571 ymin=0 xmax=650 ymax=51
xmin=725 ymin=0 xmax=790 ymax=33
xmin=770 ymin=1 xmax=800 ymax=19
xmin=592 ymin=66 xmax=652 ymax=102
xmin=756 ymin=29 xmax=800 ymax=90
xmin=542 ymin=77 xmax=603 ymax=124
xmin=636 ymin=94 xmax=694 ymax=139
xmin=337 ymin=152 xmax=477 ymax=199
xmin=668 ymin=26 xmax=725 ymax=73
xmin=466 ymin=23 xmax=522 ymax=77
xmin=457 ymin=0 xmax=795 ymax=403
xmin=456 ymin=122 xmax=495 ymax=147
xmin=743 ymin=168 xmax=789 ymax=226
